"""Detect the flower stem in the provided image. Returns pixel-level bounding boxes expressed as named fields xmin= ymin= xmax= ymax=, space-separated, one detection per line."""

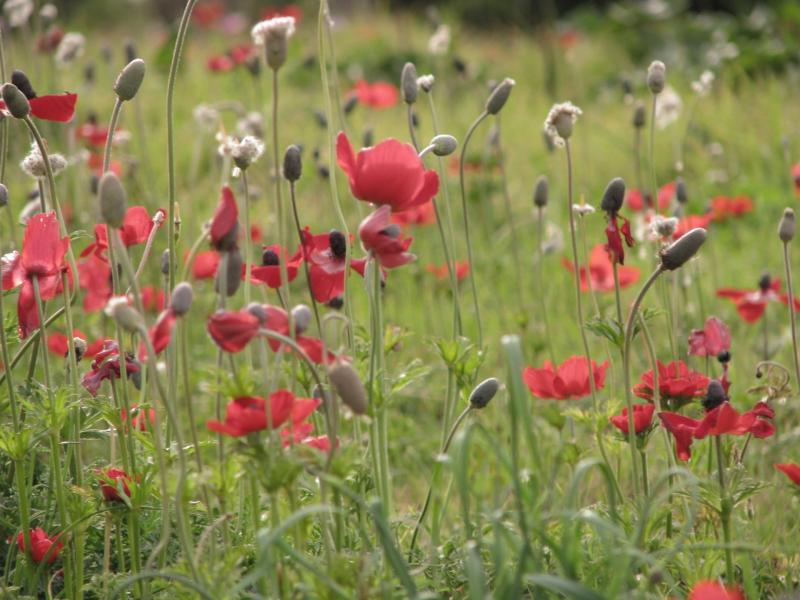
xmin=715 ymin=435 xmax=735 ymax=582
xmin=103 ymin=99 xmax=123 ymax=174
xmin=288 ymin=180 xmax=323 ymax=336
xmin=536 ymin=207 xmax=556 ymax=363
xmin=649 ymin=94 xmax=659 ymax=212
xmin=782 ymin=242 xmax=800 ymax=390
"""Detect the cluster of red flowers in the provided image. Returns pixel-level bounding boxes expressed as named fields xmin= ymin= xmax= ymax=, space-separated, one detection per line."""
xmin=633 ymin=360 xmax=710 ymax=408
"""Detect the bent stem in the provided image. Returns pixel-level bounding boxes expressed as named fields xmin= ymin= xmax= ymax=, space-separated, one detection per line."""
xmin=782 ymin=241 xmax=800 ymax=389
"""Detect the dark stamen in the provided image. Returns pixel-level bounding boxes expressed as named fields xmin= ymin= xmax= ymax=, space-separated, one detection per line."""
xmin=329 ymin=230 xmax=347 ymax=259
xmin=262 ymin=249 xmax=280 ymax=266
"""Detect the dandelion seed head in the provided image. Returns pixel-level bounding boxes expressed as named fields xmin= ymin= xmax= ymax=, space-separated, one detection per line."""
xmin=544 ymin=101 xmax=582 ymax=143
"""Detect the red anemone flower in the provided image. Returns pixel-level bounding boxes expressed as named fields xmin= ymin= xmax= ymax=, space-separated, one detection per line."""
xmin=192 ymin=250 xmax=221 ymax=280
xmin=16 ymin=528 xmax=63 ymax=564
xmin=75 ymin=121 xmax=116 ymax=147
xmin=561 ymin=244 xmax=640 ymax=293
xmin=609 ymin=403 xmax=655 ymax=436
xmin=633 ymin=360 xmax=709 ymax=407
xmin=626 ymin=182 xmax=674 ymax=212
xmin=210 ymin=186 xmax=239 ymax=250
xmin=97 ymin=468 xmax=133 ymax=502
xmin=688 ymin=317 xmax=731 ymax=357
xmin=207 ymin=309 xmax=261 ymax=353
xmin=717 ymin=275 xmax=800 ymax=323
xmin=37 ymin=26 xmax=64 ymax=53
xmin=301 ymin=228 xmax=367 ymax=303
xmin=358 ymin=205 xmax=416 ymax=268
xmin=249 ymin=244 xmax=303 ymax=289
xmin=2 ymin=212 xmax=70 ymax=338
xmin=81 ymin=340 xmax=140 ymax=396
xmin=260 ymin=304 xmax=336 ymax=364
xmin=139 ymin=309 xmax=177 ymax=360
xmin=710 ymin=195 xmax=753 ymax=221
xmin=207 ymin=390 xmax=306 ymax=437
xmin=336 ymin=132 xmax=439 ymax=213
xmin=81 ymin=206 xmax=162 ymax=261
xmin=658 ymin=412 xmax=699 ymax=461
xmin=687 ymin=581 xmax=744 ymax=600
xmin=349 ymin=80 xmax=399 ymax=109
xmin=426 ymin=261 xmax=470 ymax=281
xmin=775 ymin=463 xmax=800 ymax=486
xmin=192 ymin=0 xmax=224 ymax=27
xmin=522 ymin=356 xmax=609 ymax=400
xmin=77 ymin=254 xmax=112 ymax=312
xmin=141 ymin=286 xmax=165 ymax=313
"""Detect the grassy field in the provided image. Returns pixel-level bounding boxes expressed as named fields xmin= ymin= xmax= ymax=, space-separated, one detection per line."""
xmin=1 ymin=1 xmax=800 ymax=598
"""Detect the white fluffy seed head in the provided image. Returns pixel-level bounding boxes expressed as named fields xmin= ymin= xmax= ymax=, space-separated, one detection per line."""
xmin=251 ymin=17 xmax=295 ymax=70
xmin=544 ymin=101 xmax=582 ymax=143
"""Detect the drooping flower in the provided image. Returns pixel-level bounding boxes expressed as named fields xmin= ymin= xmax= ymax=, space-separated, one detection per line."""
xmin=775 ymin=463 xmax=800 ymax=486
xmin=336 ymin=132 xmax=439 ymax=213
xmin=207 ymin=390 xmax=306 ymax=437
xmin=210 ymin=186 xmax=239 ymax=251
xmin=358 ymin=205 xmax=416 ymax=268
xmin=301 ymin=228 xmax=367 ymax=303
xmin=81 ymin=340 xmax=141 ymax=396
xmin=16 ymin=528 xmax=62 ymax=564
xmin=561 ymin=244 xmax=640 ymax=293
xmin=96 ymin=467 xmax=132 ymax=502
xmin=391 ymin=200 xmax=437 ymax=226
xmin=633 ymin=360 xmax=710 ymax=407
xmin=604 ymin=211 xmax=634 ymax=265
xmin=609 ymin=403 xmax=655 ymax=436
xmin=688 ymin=317 xmax=731 ymax=358
xmin=717 ymin=274 xmax=800 ymax=323
xmin=249 ymin=243 xmax=303 ymax=289
xmin=138 ymin=309 xmax=177 ymax=360
xmin=349 ymin=80 xmax=399 ymax=109
xmin=207 ymin=309 xmax=261 ymax=353
xmin=522 ymin=356 xmax=609 ymax=400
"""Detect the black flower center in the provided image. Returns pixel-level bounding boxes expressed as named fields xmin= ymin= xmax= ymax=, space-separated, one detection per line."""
xmin=701 ymin=380 xmax=727 ymax=412
xmin=262 ymin=249 xmax=280 ymax=266
xmin=758 ymin=273 xmax=771 ymax=292
xmin=716 ymin=350 xmax=731 ymax=364
xmin=329 ymin=230 xmax=347 ymax=259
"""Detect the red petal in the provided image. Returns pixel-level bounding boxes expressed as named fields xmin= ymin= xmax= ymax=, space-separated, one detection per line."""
xmin=30 ymin=93 xmax=78 ymax=122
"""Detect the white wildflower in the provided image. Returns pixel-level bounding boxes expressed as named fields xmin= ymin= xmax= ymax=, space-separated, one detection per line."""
xmin=39 ymin=3 xmax=57 ymax=20
xmin=655 ymin=86 xmax=682 ymax=129
xmin=428 ymin=24 xmax=451 ymax=56
xmin=231 ymin=136 xmax=264 ymax=170
xmin=251 ymin=17 xmax=295 ymax=70
xmin=216 ymin=132 xmax=237 ymax=158
xmin=417 ymin=74 xmax=435 ymax=93
xmin=572 ymin=202 xmax=595 ymax=217
xmin=55 ymin=32 xmax=86 ymax=66
xmin=544 ymin=102 xmax=582 ymax=144
xmin=236 ymin=112 xmax=264 ymax=138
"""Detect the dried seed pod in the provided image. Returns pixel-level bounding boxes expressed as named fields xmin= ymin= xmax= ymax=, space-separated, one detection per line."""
xmin=11 ymin=70 xmax=36 ymax=100
xmin=469 ymin=377 xmax=501 ymax=409
xmin=328 ymin=360 xmax=368 ymax=415
xmin=633 ymin=101 xmax=646 ymax=129
xmin=98 ymin=172 xmax=127 ymax=229
xmin=215 ymin=249 xmax=243 ymax=297
xmin=660 ymin=227 xmax=706 ymax=270
xmin=114 ymin=58 xmax=146 ymax=102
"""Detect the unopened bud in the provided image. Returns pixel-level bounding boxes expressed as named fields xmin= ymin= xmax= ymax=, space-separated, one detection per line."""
xmin=105 ymin=296 xmax=144 ymax=333
xmin=283 ymin=145 xmax=302 ymax=182
xmin=98 ymin=172 xmax=127 ymax=228
xmin=328 ymin=359 xmax=368 ymax=415
xmin=779 ymin=208 xmax=795 ymax=243
xmin=246 ymin=302 xmax=267 ymax=323
xmin=114 ymin=58 xmax=146 ymax=102
xmin=633 ymin=101 xmax=646 ymax=129
xmin=215 ymin=249 xmax=242 ymax=297
xmin=431 ymin=134 xmax=457 ymax=157
xmin=160 ymin=250 xmax=170 ymax=275
xmin=124 ymin=40 xmax=137 ymax=64
xmin=343 ymin=95 xmax=358 ymax=115
xmin=291 ymin=304 xmax=312 ymax=335
xmin=170 ymin=282 xmax=193 ymax=316
xmin=11 ymin=70 xmax=36 ymax=100
xmin=647 ymin=60 xmax=666 ymax=94
xmin=362 ymin=128 xmax=374 ymax=148
xmin=469 ymin=377 xmax=501 ymax=409
xmin=1 ymin=83 xmax=30 ymax=118
xmin=601 ymin=177 xmax=626 ymax=213
xmin=401 ymin=62 xmax=418 ymax=105
xmin=533 ymin=176 xmax=548 ymax=208
xmin=660 ymin=227 xmax=706 ymax=270
xmin=675 ymin=177 xmax=688 ymax=204
xmin=0 ymin=183 xmax=7 ymax=207
xmin=485 ymin=77 xmax=515 ymax=115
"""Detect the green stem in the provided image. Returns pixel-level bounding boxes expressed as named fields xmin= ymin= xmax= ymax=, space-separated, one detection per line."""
xmin=536 ymin=207 xmax=556 ymax=362
xmin=782 ymin=242 xmax=800 ymax=390
xmin=103 ymin=99 xmax=123 ymax=174
xmin=715 ymin=435 xmax=735 ymax=582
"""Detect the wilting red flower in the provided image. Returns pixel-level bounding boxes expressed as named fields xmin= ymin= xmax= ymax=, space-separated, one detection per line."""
xmin=562 ymin=244 xmax=640 ymax=293
xmin=359 ymin=205 xmax=416 ymax=268
xmin=688 ymin=317 xmax=731 ymax=357
xmin=192 ymin=250 xmax=221 ymax=280
xmin=391 ymin=201 xmax=437 ymax=226
xmin=207 ymin=390 xmax=305 ymax=437
xmin=336 ymin=132 xmax=439 ymax=213
xmin=0 ymin=92 xmax=77 ymax=122
xmin=604 ymin=213 xmax=634 ymax=265
xmin=634 ymin=360 xmax=709 ymax=407
xmin=523 ymin=356 xmax=609 ymax=400
xmin=192 ymin=0 xmax=224 ymax=27
xmin=141 ymin=286 xmax=165 ymax=313
xmin=1 ymin=212 xmax=70 ymax=338
xmin=207 ymin=55 xmax=235 ymax=72
xmin=121 ymin=404 xmax=155 ymax=432
xmin=77 ymin=254 xmax=112 ymax=312
xmin=249 ymin=244 xmax=303 ymax=289
xmin=82 ymin=340 xmax=140 ymax=396
xmin=262 ymin=4 xmax=303 ymax=22
xmin=792 ymin=164 xmax=800 ymax=197
xmin=81 ymin=206 xmax=163 ymax=261
xmin=609 ymin=403 xmax=655 ymax=436
xmin=301 ymin=228 xmax=367 ymax=303
xmin=717 ymin=275 xmax=800 ymax=323
xmin=16 ymin=528 xmax=63 ymax=564
xmin=350 ymin=80 xmax=398 ymax=109
xmin=426 ymin=261 xmax=470 ymax=281
xmin=97 ymin=468 xmax=132 ymax=502
xmin=210 ymin=186 xmax=239 ymax=250
xmin=710 ymin=195 xmax=753 ymax=221
xmin=687 ymin=581 xmax=744 ymax=600
xmin=207 ymin=309 xmax=261 ymax=352
xmin=673 ymin=213 xmax=713 ymax=239
xmin=139 ymin=309 xmax=177 ymax=360
xmin=775 ymin=463 xmax=800 ymax=486
xmin=626 ymin=182 xmax=675 ymax=212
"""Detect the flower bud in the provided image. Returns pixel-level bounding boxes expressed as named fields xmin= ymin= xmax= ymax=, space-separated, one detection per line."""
xmin=283 ymin=145 xmax=302 ymax=182
xmin=124 ymin=40 xmax=137 ymax=64
xmin=11 ymin=70 xmax=36 ymax=100
xmin=246 ymin=302 xmax=267 ymax=323
xmin=170 ymin=282 xmax=193 ymax=316
xmin=533 ymin=175 xmax=548 ymax=208
xmin=659 ymin=227 xmax=706 ymax=270
xmin=485 ymin=77 xmax=515 ymax=115
xmin=647 ymin=60 xmax=666 ymax=94
xmin=161 ymin=249 xmax=170 ymax=275
xmin=469 ymin=377 xmax=501 ymax=409
xmin=291 ymin=304 xmax=312 ymax=335
xmin=431 ymin=134 xmax=457 ymax=157
xmin=362 ymin=127 xmax=374 ymax=148
xmin=343 ymin=94 xmax=358 ymax=115
xmin=633 ymin=101 xmax=646 ymax=129
xmin=601 ymin=177 xmax=626 ymax=214
xmin=105 ymin=296 xmax=144 ymax=333
xmin=675 ymin=177 xmax=688 ymax=204
xmin=328 ymin=359 xmax=368 ymax=415
xmin=779 ymin=208 xmax=795 ymax=243
xmin=98 ymin=172 xmax=127 ymax=229
xmin=114 ymin=58 xmax=146 ymax=102
xmin=0 ymin=183 xmax=7 ymax=207
xmin=1 ymin=83 xmax=30 ymax=118
xmin=215 ymin=249 xmax=243 ymax=297
xmin=401 ymin=61 xmax=418 ymax=105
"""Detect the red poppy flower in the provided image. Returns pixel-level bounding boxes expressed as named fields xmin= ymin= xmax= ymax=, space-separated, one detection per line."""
xmin=391 ymin=201 xmax=437 ymax=226
xmin=522 ymin=356 xmax=609 ymax=400
xmin=775 ymin=463 xmax=800 ymax=486
xmin=609 ymin=403 xmax=655 ymax=436
xmin=658 ymin=411 xmax=699 ymax=461
xmin=688 ymin=317 xmax=731 ymax=357
xmin=121 ymin=404 xmax=155 ymax=432
xmin=1 ymin=212 xmax=70 ymax=338
xmin=16 ymin=528 xmax=63 ymax=564
xmin=210 ymin=186 xmax=239 ymax=251
xmin=141 ymin=286 xmax=165 ymax=313
xmin=673 ymin=213 xmax=713 ymax=239
xmin=359 ymin=205 xmax=416 ymax=269
xmin=710 ymin=195 xmax=753 ymax=221
xmin=249 ymin=244 xmax=303 ymax=289
xmin=207 ymin=309 xmax=261 ymax=353
xmin=81 ymin=206 xmax=162 ymax=261
xmin=717 ymin=275 xmax=800 ymax=323
xmin=562 ymin=244 xmax=640 ymax=293
xmin=192 ymin=0 xmax=224 ymax=27
xmin=260 ymin=304 xmax=336 ymax=364
xmin=192 ymin=250 xmax=221 ymax=280
xmin=626 ymin=182 xmax=674 ymax=212
xmin=336 ymin=132 xmax=439 ymax=213
xmin=262 ymin=4 xmax=303 ymax=22
xmin=207 ymin=55 xmax=235 ymax=72
xmin=426 ymin=261 xmax=470 ymax=281
xmin=301 ymin=228 xmax=367 ymax=303
xmin=350 ymin=80 xmax=399 ymax=109
xmin=47 ymin=328 xmax=92 ymax=357
xmin=1 ymin=93 xmax=78 ymax=122
xmin=687 ymin=581 xmax=744 ymax=600
xmin=633 ymin=360 xmax=709 ymax=406
xmin=604 ymin=213 xmax=634 ymax=265
xmin=207 ymin=390 xmax=302 ymax=437
xmin=81 ymin=340 xmax=140 ymax=396
xmin=138 ymin=309 xmax=177 ymax=361
xmin=77 ymin=254 xmax=112 ymax=312
xmin=793 ymin=164 xmax=800 ymax=197
xmin=97 ymin=468 xmax=132 ymax=502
